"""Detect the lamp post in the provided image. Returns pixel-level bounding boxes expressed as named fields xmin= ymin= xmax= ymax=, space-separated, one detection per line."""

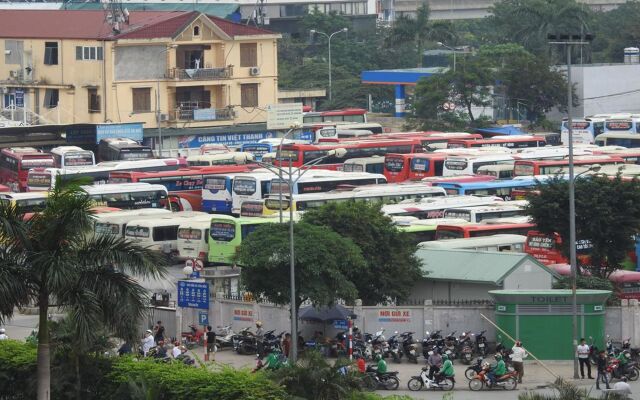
xmin=437 ymin=41 xmax=457 ymax=72
xmin=310 ymin=28 xmax=348 ymax=102
xmin=548 ymin=32 xmax=594 ymax=380
xmin=256 ymin=147 xmax=347 ymax=363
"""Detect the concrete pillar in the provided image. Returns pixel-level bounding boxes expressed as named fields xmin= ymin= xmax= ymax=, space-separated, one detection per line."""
xmin=353 ymin=299 xmax=363 ymax=332
xmin=423 ymin=299 xmax=434 ymax=341
xmin=394 ymin=85 xmax=406 ymax=117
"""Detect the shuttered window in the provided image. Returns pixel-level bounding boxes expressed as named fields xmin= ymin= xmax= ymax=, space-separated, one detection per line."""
xmin=132 ymin=88 xmax=151 ymax=113
xmin=240 ymin=83 xmax=258 ymax=107
xmin=240 ymin=43 xmax=257 ymax=67
xmin=88 ymin=88 xmax=100 ymax=113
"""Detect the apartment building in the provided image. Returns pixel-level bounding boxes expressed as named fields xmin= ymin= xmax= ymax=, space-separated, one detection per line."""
xmin=0 ymin=10 xmax=281 ymax=133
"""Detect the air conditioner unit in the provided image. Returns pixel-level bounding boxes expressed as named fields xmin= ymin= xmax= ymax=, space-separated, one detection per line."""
xmin=9 ymin=70 xmax=18 ymax=78
xmin=249 ymin=66 xmax=261 ymax=76
xmin=160 ymin=113 xmax=170 ymax=122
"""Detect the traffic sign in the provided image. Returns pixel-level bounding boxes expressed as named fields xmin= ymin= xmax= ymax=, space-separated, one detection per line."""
xmin=177 ymin=280 xmax=209 ymax=309
xmin=194 ymin=259 xmax=204 ymax=272
xmin=185 ymin=259 xmax=194 ymax=270
xmin=199 ymin=311 xmax=209 ymax=326
xmin=266 ymin=103 xmax=303 ymax=130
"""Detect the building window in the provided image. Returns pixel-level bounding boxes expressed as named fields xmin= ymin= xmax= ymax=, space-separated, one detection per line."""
xmin=132 ymin=88 xmax=151 ymax=113
xmin=240 ymin=83 xmax=259 ymax=107
xmin=4 ymin=40 xmax=23 ymax=65
xmin=75 ymin=46 xmax=104 ymax=61
xmin=88 ymin=88 xmax=100 ymax=113
xmin=44 ymin=42 xmax=58 ymax=65
xmin=193 ymin=26 xmax=200 ymax=36
xmin=44 ymin=89 xmax=59 ymax=108
xmin=240 ymin=43 xmax=257 ymax=67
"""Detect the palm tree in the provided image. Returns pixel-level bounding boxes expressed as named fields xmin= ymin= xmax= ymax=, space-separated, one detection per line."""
xmin=0 ymin=182 xmax=166 ymax=400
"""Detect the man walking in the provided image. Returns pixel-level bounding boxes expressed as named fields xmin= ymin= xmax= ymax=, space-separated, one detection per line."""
xmin=510 ymin=340 xmax=527 ymax=384
xmin=577 ymin=338 xmax=594 ymax=379
xmin=206 ymin=325 xmax=216 ymax=361
xmin=596 ymin=350 xmax=610 ymax=390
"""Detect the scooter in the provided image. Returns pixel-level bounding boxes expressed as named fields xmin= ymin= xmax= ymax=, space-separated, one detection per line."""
xmin=465 ymin=357 xmax=485 ymax=380
xmin=475 ymin=330 xmax=488 ymax=356
xmin=422 ymin=330 xmax=443 ymax=358
xmin=407 ymin=366 xmax=455 ymax=391
xmin=364 ymin=366 xmax=400 ymax=390
xmin=458 ymin=332 xmax=473 ymax=365
xmin=468 ymin=363 xmax=518 ymax=391
xmin=386 ymin=331 xmax=403 ymax=363
xmin=215 ymin=325 xmax=236 ymax=349
xmin=400 ymin=331 xmax=419 ymax=363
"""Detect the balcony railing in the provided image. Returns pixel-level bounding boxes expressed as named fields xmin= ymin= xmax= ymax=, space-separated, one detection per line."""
xmin=172 ymin=101 xmax=234 ymax=121
xmin=166 ymin=67 xmax=231 ymax=80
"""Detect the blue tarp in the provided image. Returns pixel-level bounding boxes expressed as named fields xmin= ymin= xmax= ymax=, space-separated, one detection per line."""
xmin=475 ymin=126 xmax=528 ymax=136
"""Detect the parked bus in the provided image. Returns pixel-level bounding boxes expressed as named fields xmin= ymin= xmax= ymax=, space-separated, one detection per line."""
xmin=269 ymin=170 xmax=387 ymax=196
xmin=109 ymin=165 xmax=252 ymax=211
xmin=419 ymin=234 xmax=527 ymax=252
xmin=208 ymin=214 xmax=289 ymax=265
xmin=92 ymin=208 xmax=173 ymax=238
xmin=125 ymin=212 xmax=208 ymax=256
xmin=447 ymin=136 xmax=546 ymax=149
xmin=50 ymin=146 xmax=95 ymax=168
xmin=263 ymin=184 xmax=447 ymax=214
xmin=477 ymin=164 xmax=514 ymax=179
xmin=421 ymin=175 xmax=496 ymax=185
xmin=335 ymin=132 xmax=482 ymax=151
xmin=561 ymin=118 xmax=605 ymax=144
xmin=303 ymin=108 xmax=368 ymax=124
xmin=524 ymin=231 xmax=565 ymax=265
xmin=231 ymin=171 xmax=277 ymax=215
xmin=608 ymin=270 xmax=640 ymax=300
xmin=343 ymin=156 xmax=385 ymax=174
xmin=443 ymin=204 xmax=526 ymax=223
xmin=0 ymin=191 xmax=48 ymax=213
xmin=384 ymin=153 xmax=446 ymax=182
xmin=240 ymin=143 xmax=276 ymax=161
xmin=595 ymin=132 xmax=640 ymax=148
xmin=176 ymin=215 xmax=215 ymax=261
xmin=276 ymin=139 xmax=424 ymax=170
xmin=512 ymin=156 xmax=623 ymax=177
xmin=435 ymin=222 xmax=535 ymax=239
xmin=433 ymin=179 xmax=537 ymax=200
xmin=603 ymin=116 xmax=640 ymax=134
xmin=27 ymin=158 xmax=187 ymax=191
xmin=442 ymin=154 xmax=514 ymax=177
xmin=199 ymin=144 xmax=231 ymax=155
xmin=97 ymin=138 xmax=154 ymax=161
xmin=381 ymin=195 xmax=503 ymax=219
xmin=186 ymin=152 xmax=254 ymax=167
xmin=396 ymin=218 xmax=468 ymax=245
xmin=81 ymin=183 xmax=169 ymax=210
xmin=0 ymin=147 xmax=55 ymax=191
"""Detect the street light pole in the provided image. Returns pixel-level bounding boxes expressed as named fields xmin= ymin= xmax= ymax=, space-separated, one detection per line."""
xmin=437 ymin=41 xmax=457 ymax=72
xmin=310 ymin=28 xmax=348 ymax=102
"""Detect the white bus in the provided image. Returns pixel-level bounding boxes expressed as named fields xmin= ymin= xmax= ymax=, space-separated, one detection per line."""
xmin=0 ymin=191 xmax=48 ymax=212
xmin=270 ymin=170 xmax=387 ymax=196
xmin=50 ymin=146 xmax=95 ymax=169
xmin=476 ymin=164 xmax=514 ymax=179
xmin=231 ymin=170 xmax=277 ymax=215
xmin=176 ymin=215 xmax=215 ymax=261
xmin=561 ymin=117 xmax=605 ymax=144
xmin=124 ymin=212 xmax=208 ymax=255
xmin=381 ymin=195 xmax=503 ymax=219
xmin=342 ymin=156 xmax=385 ymax=174
xmin=603 ymin=115 xmax=640 ymax=134
xmin=442 ymin=155 xmax=515 ymax=176
xmin=81 ymin=183 xmax=170 ymax=210
xmin=92 ymin=208 xmax=173 ymax=237
xmin=418 ymin=234 xmax=526 ymax=252
xmin=595 ymin=132 xmax=640 ymax=148
xmin=186 ymin=152 xmax=255 ymax=167
xmin=443 ymin=204 xmax=525 ymax=223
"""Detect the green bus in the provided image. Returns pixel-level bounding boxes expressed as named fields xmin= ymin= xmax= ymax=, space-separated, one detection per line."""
xmin=208 ymin=215 xmax=288 ymax=265
xmin=398 ymin=224 xmax=437 ymax=245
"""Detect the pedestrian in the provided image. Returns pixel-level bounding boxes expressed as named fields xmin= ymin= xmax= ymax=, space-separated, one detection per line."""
xmin=510 ymin=340 xmax=528 ymax=384
xmin=596 ymin=350 xmax=610 ymax=390
xmin=577 ymin=338 xmax=593 ymax=379
xmin=355 ymin=354 xmax=366 ymax=373
xmin=141 ymin=329 xmax=155 ymax=356
xmin=155 ymin=340 xmax=167 ymax=358
xmin=172 ymin=341 xmax=182 ymax=358
xmin=153 ymin=321 xmax=165 ymax=344
xmin=0 ymin=328 xmax=8 ymax=340
xmin=282 ymin=333 xmax=291 ymax=358
xmin=206 ymin=325 xmax=216 ymax=361
xmin=255 ymin=321 xmax=264 ymax=355
xmin=427 ymin=349 xmax=442 ymax=380
xmin=117 ymin=340 xmax=132 ymax=356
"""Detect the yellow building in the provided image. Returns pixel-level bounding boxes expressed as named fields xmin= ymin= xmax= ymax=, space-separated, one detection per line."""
xmin=0 ymin=10 xmax=281 ymax=149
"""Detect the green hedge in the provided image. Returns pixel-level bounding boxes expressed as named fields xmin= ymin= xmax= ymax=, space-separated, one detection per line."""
xmin=0 ymin=340 xmax=37 ymax=398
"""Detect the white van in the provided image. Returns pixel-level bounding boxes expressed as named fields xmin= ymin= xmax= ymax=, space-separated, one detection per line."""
xmin=124 ymin=212 xmax=208 ymax=255
xmin=176 ymin=215 xmax=214 ymax=261
xmin=92 ymin=209 xmax=173 ymax=238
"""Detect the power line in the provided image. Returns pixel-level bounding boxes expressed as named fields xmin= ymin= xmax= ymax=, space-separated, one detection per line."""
xmin=582 ymin=87 xmax=640 ymax=101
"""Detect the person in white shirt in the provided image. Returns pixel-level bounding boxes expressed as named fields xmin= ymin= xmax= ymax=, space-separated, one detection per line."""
xmin=0 ymin=328 xmax=8 ymax=340
xmin=172 ymin=341 xmax=182 ymax=358
xmin=141 ymin=329 xmax=155 ymax=356
xmin=576 ymin=338 xmax=593 ymax=379
xmin=510 ymin=340 xmax=528 ymax=383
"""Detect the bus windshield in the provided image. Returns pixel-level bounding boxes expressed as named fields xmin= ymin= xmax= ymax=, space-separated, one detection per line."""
xmin=27 ymin=172 xmax=52 ymax=189
xmin=64 ymin=152 xmax=94 ymax=167
xmin=210 ymin=222 xmax=236 ymax=241
xmin=178 ymin=228 xmax=202 ymax=240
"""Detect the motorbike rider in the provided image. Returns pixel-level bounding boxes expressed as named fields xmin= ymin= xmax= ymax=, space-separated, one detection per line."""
xmin=427 ymin=350 xmax=443 ymax=379
xmin=616 ymin=351 xmax=631 ymax=375
xmin=373 ymin=354 xmax=388 ymax=377
xmin=487 ymin=353 xmax=507 ymax=386
xmin=436 ymin=353 xmax=455 ymax=382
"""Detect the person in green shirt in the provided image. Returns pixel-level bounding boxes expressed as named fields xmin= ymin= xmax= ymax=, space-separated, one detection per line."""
xmin=374 ymin=354 xmax=387 ymax=375
xmin=264 ymin=351 xmax=282 ymax=370
xmin=437 ymin=354 xmax=455 ymax=381
xmin=488 ymin=354 xmax=506 ymax=386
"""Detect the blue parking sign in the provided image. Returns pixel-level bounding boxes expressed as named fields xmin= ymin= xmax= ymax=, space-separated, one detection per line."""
xmin=177 ymin=281 xmax=209 ymax=309
xmin=199 ymin=311 xmax=209 ymax=326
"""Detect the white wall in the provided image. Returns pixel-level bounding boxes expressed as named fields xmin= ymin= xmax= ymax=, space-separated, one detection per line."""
xmin=503 ymin=260 xmax=554 ymax=290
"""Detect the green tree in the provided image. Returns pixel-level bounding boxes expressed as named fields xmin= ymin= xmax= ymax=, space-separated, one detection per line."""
xmin=302 ymin=202 xmax=423 ymax=305
xmin=236 ymin=222 xmax=366 ymax=309
xmin=591 ymin=2 xmax=640 ymax=62
xmin=524 ymin=175 xmax=640 ymax=277
xmin=0 ymin=183 xmax=166 ymax=400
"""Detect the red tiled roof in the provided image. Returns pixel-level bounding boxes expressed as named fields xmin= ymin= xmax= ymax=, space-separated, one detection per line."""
xmin=0 ymin=10 xmax=275 ymax=40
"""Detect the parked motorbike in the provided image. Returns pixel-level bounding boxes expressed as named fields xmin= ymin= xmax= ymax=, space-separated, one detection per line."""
xmin=443 ymin=331 xmax=458 ymax=360
xmin=458 ymin=332 xmax=474 ymax=365
xmin=422 ymin=330 xmax=443 ymax=358
xmin=621 ymin=338 xmax=640 ymax=362
xmin=364 ymin=366 xmax=400 ymax=390
xmin=386 ymin=331 xmax=403 ymax=363
xmin=475 ymin=330 xmax=488 ymax=356
xmin=465 ymin=357 xmax=485 ymax=380
xmin=371 ymin=329 xmax=388 ymax=359
xmin=608 ymin=355 xmax=640 ymax=381
xmin=263 ymin=331 xmax=284 ymax=356
xmin=215 ymin=325 xmax=236 ymax=349
xmin=468 ymin=362 xmax=518 ymax=391
xmin=236 ymin=327 xmax=260 ymax=355
xmin=399 ymin=332 xmax=419 ymax=363
xmin=407 ymin=366 xmax=455 ymax=391
xmin=181 ymin=324 xmax=204 ymax=349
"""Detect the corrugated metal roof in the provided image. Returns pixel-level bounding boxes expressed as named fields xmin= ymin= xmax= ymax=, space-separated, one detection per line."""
xmin=416 ymin=249 xmax=555 ymax=284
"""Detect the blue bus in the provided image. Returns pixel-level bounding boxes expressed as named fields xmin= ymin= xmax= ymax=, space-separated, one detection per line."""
xmin=201 ymin=173 xmax=246 ymax=214
xmin=240 ymin=143 xmax=275 ymax=161
xmin=433 ymin=179 xmax=538 ymax=200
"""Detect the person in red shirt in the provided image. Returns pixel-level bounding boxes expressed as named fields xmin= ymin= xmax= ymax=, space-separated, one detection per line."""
xmin=355 ymin=354 xmax=366 ymax=373
xmin=282 ymin=333 xmax=292 ymax=358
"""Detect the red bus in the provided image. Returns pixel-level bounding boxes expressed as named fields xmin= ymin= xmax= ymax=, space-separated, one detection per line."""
xmin=327 ymin=132 xmax=483 ymax=150
xmin=608 ymin=270 xmax=640 ymax=300
xmin=384 ymin=153 xmax=446 ymax=182
xmin=303 ymin=108 xmax=367 ymax=124
xmin=447 ymin=136 xmax=547 ymax=149
xmin=276 ymin=139 xmax=424 ymax=170
xmin=524 ymin=231 xmax=566 ymax=265
xmin=435 ymin=222 xmax=535 ymax=239
xmin=0 ymin=147 xmax=55 ymax=192
xmin=513 ymin=156 xmax=624 ymax=176
xmin=109 ymin=165 xmax=254 ymax=211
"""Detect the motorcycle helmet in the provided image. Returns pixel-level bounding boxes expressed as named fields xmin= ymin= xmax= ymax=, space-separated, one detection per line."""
xmin=256 ymin=321 xmax=263 ymax=327
xmin=623 ymin=351 xmax=631 ymax=359
xmin=0 ymin=328 xmax=5 ymax=334
xmin=375 ymin=354 xmax=382 ymax=361
xmin=495 ymin=354 xmax=503 ymax=360
xmin=442 ymin=354 xmax=449 ymax=360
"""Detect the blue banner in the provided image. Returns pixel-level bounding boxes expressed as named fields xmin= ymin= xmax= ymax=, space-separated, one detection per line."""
xmin=178 ymin=131 xmax=276 ymax=148
xmin=96 ymin=123 xmax=143 ymax=143
xmin=177 ymin=281 xmax=209 ymax=309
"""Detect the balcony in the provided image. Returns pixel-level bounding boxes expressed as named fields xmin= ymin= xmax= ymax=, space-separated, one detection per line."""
xmin=166 ymin=67 xmax=231 ymax=81
xmin=172 ymin=101 xmax=234 ymax=122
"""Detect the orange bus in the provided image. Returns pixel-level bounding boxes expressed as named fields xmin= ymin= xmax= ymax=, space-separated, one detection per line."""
xmin=0 ymin=147 xmax=55 ymax=192
xmin=383 ymin=153 xmax=446 ymax=183
xmin=435 ymin=222 xmax=535 ymax=239
xmin=512 ymin=156 xmax=624 ymax=177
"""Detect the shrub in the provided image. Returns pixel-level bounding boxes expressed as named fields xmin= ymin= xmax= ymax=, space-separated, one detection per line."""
xmin=0 ymin=340 xmax=37 ymax=399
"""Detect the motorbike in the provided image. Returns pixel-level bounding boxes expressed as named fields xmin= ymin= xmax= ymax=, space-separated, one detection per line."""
xmin=608 ymin=356 xmax=640 ymax=381
xmin=475 ymin=330 xmax=488 ymax=356
xmin=263 ymin=331 xmax=284 ymax=356
xmin=465 ymin=357 xmax=485 ymax=380
xmin=458 ymin=332 xmax=474 ymax=365
xmin=407 ymin=366 xmax=455 ymax=391
xmin=422 ymin=330 xmax=443 ymax=358
xmin=181 ymin=324 xmax=204 ymax=349
xmin=236 ymin=328 xmax=261 ymax=355
xmin=215 ymin=325 xmax=236 ymax=349
xmin=353 ymin=333 xmax=374 ymax=360
xmin=495 ymin=336 xmax=513 ymax=368
xmin=468 ymin=362 xmax=518 ymax=391
xmin=386 ymin=331 xmax=403 ymax=363
xmin=443 ymin=331 xmax=458 ymax=360
xmin=364 ymin=366 xmax=400 ymax=390
xmin=621 ymin=338 xmax=640 ymax=362
xmin=399 ymin=331 xmax=418 ymax=363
